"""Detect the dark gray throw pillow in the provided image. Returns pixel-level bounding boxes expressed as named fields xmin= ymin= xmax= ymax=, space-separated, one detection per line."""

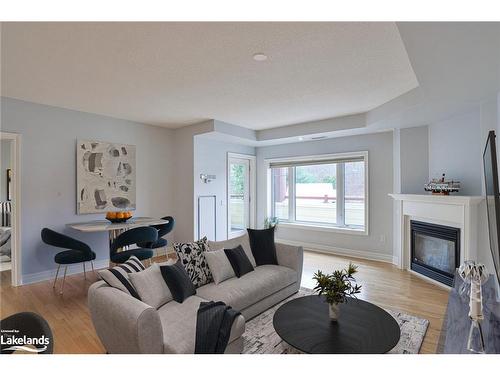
xmin=160 ymin=261 xmax=196 ymax=303
xmin=247 ymin=227 xmax=278 ymax=266
xmin=224 ymin=245 xmax=254 ymax=277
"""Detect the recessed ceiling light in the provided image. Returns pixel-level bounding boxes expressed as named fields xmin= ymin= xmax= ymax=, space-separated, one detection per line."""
xmin=253 ymin=53 xmax=268 ymax=62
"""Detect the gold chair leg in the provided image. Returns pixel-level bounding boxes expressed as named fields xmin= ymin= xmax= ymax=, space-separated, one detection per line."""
xmin=60 ymin=266 xmax=68 ymax=295
xmin=83 ymin=262 xmax=87 ymax=279
xmin=53 ymin=264 xmax=61 ymax=289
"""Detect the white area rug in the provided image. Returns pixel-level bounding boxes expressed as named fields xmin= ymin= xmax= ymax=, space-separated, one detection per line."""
xmin=242 ymin=288 xmax=429 ymax=354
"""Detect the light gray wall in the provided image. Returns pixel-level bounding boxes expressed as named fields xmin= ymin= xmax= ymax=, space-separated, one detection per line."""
xmin=256 ymin=131 xmax=394 ymax=260
xmin=0 ymin=139 xmax=12 ymax=201
xmin=429 ymin=108 xmax=482 ymax=195
xmin=400 ymin=126 xmax=429 ymax=194
xmin=426 ymin=97 xmax=498 ymax=290
xmin=171 ymin=121 xmax=214 ymax=243
xmin=0 ymin=97 xmax=176 ymax=279
xmin=193 ymin=136 xmax=255 ymax=241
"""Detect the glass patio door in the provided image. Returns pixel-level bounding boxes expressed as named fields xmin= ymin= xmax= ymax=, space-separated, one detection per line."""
xmin=228 ymin=157 xmax=251 ymax=238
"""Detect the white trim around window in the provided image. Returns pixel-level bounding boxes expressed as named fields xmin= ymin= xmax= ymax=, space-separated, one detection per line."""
xmin=265 ymin=151 xmax=369 ymax=236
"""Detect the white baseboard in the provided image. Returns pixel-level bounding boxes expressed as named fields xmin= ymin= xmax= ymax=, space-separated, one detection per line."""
xmin=276 ymin=238 xmax=394 ymax=264
xmin=21 ymin=259 xmax=109 ymax=285
xmin=392 ymin=256 xmax=400 ymax=266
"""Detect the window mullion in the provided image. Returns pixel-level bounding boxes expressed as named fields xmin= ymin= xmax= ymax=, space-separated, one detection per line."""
xmin=270 ymin=169 xmax=275 ymax=219
xmin=336 ymin=163 xmax=345 ymax=226
xmin=289 ymin=167 xmax=295 ymax=222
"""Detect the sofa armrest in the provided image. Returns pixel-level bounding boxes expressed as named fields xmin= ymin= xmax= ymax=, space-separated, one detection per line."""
xmin=88 ymin=281 xmax=163 ymax=354
xmin=275 ymin=242 xmax=303 ymax=285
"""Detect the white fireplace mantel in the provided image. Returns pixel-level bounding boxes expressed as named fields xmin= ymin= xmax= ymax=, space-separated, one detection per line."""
xmin=389 ymin=193 xmax=483 ymax=286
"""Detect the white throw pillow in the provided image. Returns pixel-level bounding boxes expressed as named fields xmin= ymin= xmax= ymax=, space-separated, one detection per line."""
xmin=204 ymin=248 xmax=236 ymax=284
xmin=129 ymin=263 xmax=173 ymax=309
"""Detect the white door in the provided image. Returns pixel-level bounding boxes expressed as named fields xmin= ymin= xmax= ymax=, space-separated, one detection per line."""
xmin=227 ymin=155 xmax=254 ymax=239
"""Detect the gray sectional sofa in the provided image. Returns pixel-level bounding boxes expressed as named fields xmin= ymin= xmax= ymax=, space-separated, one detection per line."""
xmin=88 ymin=234 xmax=303 ymax=354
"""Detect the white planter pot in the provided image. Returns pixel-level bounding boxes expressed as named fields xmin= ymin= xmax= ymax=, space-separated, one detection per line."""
xmin=329 ymin=303 xmax=340 ymax=321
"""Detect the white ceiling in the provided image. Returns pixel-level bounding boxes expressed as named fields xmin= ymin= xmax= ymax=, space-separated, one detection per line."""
xmin=1 ymin=22 xmax=418 ymax=129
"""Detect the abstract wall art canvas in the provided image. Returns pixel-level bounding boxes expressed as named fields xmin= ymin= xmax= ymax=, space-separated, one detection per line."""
xmin=76 ymin=140 xmax=136 ymax=214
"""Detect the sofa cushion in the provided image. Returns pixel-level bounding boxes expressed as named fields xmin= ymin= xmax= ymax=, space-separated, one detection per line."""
xmin=204 ymin=248 xmax=235 ymax=284
xmin=224 ymin=245 xmax=254 ymax=278
xmin=208 ymin=234 xmax=256 ymax=267
xmin=157 ymin=295 xmax=245 ymax=354
xmin=129 ymin=263 xmax=173 ymax=309
xmin=247 ymin=227 xmax=278 ymax=266
xmin=173 ymin=237 xmax=213 ymax=288
xmin=160 ymin=261 xmax=196 ymax=303
xmin=196 ymin=265 xmax=297 ymax=312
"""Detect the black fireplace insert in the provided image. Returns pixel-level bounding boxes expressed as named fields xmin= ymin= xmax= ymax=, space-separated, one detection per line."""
xmin=410 ymin=220 xmax=460 ymax=286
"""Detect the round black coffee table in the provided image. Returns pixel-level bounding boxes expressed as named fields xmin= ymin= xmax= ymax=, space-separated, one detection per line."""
xmin=273 ymin=295 xmax=400 ymax=353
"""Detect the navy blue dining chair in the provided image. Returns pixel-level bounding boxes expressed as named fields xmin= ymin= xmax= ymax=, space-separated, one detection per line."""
xmin=136 ymin=216 xmax=175 ymax=257
xmin=110 ymin=226 xmax=157 ymax=264
xmin=41 ymin=228 xmax=96 ymax=295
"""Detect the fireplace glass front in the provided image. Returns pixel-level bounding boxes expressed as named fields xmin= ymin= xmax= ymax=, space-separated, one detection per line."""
xmin=410 ymin=220 xmax=460 ymax=286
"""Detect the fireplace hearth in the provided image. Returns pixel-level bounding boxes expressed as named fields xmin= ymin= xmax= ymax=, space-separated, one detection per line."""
xmin=410 ymin=220 xmax=460 ymax=286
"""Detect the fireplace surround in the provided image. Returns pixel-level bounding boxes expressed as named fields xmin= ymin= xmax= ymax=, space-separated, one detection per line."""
xmin=410 ymin=220 xmax=460 ymax=286
xmin=389 ymin=194 xmax=483 ymax=288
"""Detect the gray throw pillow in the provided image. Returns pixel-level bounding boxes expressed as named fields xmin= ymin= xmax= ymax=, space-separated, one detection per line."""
xmin=129 ymin=263 xmax=173 ymax=309
xmin=204 ymin=248 xmax=236 ymax=284
xmin=208 ymin=234 xmax=256 ymax=267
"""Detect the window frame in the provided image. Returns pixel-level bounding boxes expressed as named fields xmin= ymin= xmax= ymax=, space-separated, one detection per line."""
xmin=267 ymin=151 xmax=369 ymax=236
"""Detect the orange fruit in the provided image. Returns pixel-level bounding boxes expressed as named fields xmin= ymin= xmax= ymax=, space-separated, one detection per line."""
xmin=117 ymin=212 xmax=126 ymax=219
xmin=126 ymin=211 xmax=132 ymax=218
xmin=107 ymin=212 xmax=117 ymax=219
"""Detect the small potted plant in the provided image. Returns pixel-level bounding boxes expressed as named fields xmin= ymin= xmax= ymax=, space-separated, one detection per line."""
xmin=313 ymin=263 xmax=362 ymax=321
xmin=264 ymin=216 xmax=279 ymax=229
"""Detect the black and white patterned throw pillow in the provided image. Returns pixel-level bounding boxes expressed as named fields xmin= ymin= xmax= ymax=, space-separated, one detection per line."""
xmin=98 ymin=255 xmax=145 ymax=300
xmin=173 ymin=237 xmax=213 ymax=288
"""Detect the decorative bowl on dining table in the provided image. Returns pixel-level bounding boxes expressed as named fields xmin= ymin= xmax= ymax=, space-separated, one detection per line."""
xmin=105 ymin=211 xmax=133 ymax=223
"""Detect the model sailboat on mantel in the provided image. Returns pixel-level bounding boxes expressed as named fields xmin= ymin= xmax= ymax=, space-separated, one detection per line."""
xmin=424 ymin=174 xmax=461 ymax=195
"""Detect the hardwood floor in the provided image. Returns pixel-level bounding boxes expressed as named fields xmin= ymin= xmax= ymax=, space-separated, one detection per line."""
xmin=0 ymin=251 xmax=449 ymax=354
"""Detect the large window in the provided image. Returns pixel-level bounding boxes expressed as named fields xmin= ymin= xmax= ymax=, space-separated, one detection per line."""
xmin=269 ymin=152 xmax=367 ymax=232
